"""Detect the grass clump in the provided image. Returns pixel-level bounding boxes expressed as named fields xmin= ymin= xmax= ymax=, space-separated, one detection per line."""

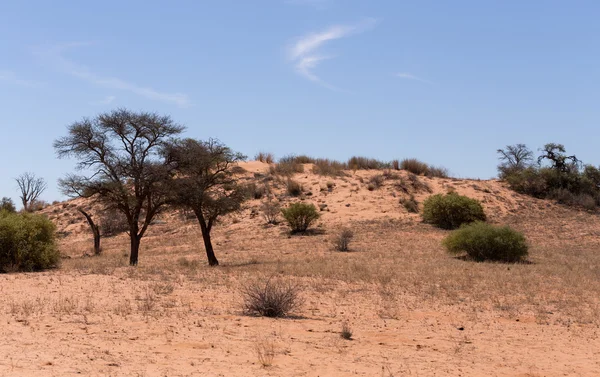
xmin=0 ymin=211 xmax=60 ymax=272
xmin=255 ymin=152 xmax=275 ymax=164
xmin=281 ymin=202 xmax=320 ymax=233
xmin=348 ymin=156 xmax=387 ymax=170
xmin=400 ymin=158 xmax=429 ymax=175
xmin=286 ymin=178 xmax=303 ymax=196
xmin=443 ymin=222 xmax=528 ymax=262
xmin=312 ymin=159 xmax=347 ymax=176
xmin=422 ymin=193 xmax=486 ymax=229
xmin=242 ymin=277 xmax=303 ymax=317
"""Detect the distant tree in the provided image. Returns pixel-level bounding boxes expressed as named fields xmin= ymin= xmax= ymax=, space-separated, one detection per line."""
xmin=496 ymin=144 xmax=533 ymax=178
xmin=537 ymin=143 xmax=580 ymax=173
xmin=0 ymin=197 xmax=16 ymax=213
xmin=54 ymin=109 xmax=184 ymax=265
xmin=166 ymin=138 xmax=246 ymax=266
xmin=15 ymin=172 xmax=47 ymax=212
xmin=78 ymin=208 xmax=101 ymax=255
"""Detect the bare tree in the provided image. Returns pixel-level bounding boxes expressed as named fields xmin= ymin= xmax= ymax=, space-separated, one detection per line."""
xmin=496 ymin=144 xmax=534 ymax=178
xmin=54 ymin=109 xmax=184 ymax=266
xmin=15 ymin=172 xmax=47 ymax=211
xmin=78 ymin=208 xmax=101 ymax=255
xmin=167 ymin=138 xmax=246 ymax=266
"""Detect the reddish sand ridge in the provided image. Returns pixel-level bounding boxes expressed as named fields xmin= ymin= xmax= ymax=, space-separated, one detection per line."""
xmin=1 ymin=162 xmax=599 ymax=376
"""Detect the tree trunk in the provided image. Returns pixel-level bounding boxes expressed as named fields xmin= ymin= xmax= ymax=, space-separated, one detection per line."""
xmin=78 ymin=209 xmax=101 ymax=255
xmin=129 ymin=234 xmax=140 ymax=266
xmin=196 ymin=213 xmax=218 ymax=266
xmin=201 ymin=229 xmax=219 ymax=266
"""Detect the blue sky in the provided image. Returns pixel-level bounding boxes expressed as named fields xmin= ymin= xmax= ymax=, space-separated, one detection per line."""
xmin=1 ymin=0 xmax=599 ymax=205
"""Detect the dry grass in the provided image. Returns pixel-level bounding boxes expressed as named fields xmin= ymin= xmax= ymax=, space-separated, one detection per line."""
xmin=255 ymin=152 xmax=274 ymax=164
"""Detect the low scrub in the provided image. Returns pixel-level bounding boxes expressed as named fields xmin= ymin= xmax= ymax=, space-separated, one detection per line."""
xmin=272 ymin=155 xmax=305 ymax=175
xmin=242 ymin=277 xmax=303 ymax=317
xmin=312 ymin=158 xmax=347 ymax=176
xmin=443 ymin=222 xmax=528 ymax=262
xmin=255 ymin=152 xmax=275 ymax=164
xmin=334 ymin=229 xmax=354 ymax=251
xmin=0 ymin=211 xmax=60 ymax=272
xmin=400 ymin=158 xmax=429 ymax=175
xmin=286 ymin=179 xmax=303 ymax=196
xmin=400 ymin=195 xmax=419 ymax=213
xmin=348 ymin=156 xmax=387 ymax=170
xmin=422 ymin=193 xmax=486 ymax=229
xmin=281 ymin=202 xmax=320 ymax=233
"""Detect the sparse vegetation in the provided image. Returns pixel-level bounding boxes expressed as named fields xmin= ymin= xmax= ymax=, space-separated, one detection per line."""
xmin=368 ymin=174 xmax=385 ymax=189
xmin=400 ymin=195 xmax=419 ymax=213
xmin=281 ymin=202 xmax=320 ymax=233
xmin=443 ymin=222 xmax=528 ymax=262
xmin=0 ymin=211 xmax=60 ymax=272
xmin=400 ymin=158 xmax=429 ymax=175
xmin=261 ymin=199 xmax=281 ymax=225
xmin=340 ymin=322 xmax=353 ymax=340
xmin=255 ymin=152 xmax=275 ymax=164
xmin=348 ymin=156 xmax=387 ymax=170
xmin=242 ymin=277 xmax=302 ymax=317
xmin=312 ymin=158 xmax=347 ymax=176
xmin=286 ymin=178 xmax=303 ymax=196
xmin=422 ymin=193 xmax=486 ymax=229
xmin=334 ymin=229 xmax=354 ymax=251
xmin=499 ymin=143 xmax=600 ymax=209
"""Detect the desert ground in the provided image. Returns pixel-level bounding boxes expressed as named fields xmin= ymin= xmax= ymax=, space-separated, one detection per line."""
xmin=2 ymin=161 xmax=600 ymax=376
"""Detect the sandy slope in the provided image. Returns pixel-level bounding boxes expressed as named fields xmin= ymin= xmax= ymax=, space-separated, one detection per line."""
xmin=2 ymin=162 xmax=600 ymax=376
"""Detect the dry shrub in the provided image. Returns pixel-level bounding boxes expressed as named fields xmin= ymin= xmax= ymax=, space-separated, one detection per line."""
xmin=286 ymin=178 xmax=303 ymax=197
xmin=231 ymin=165 xmax=248 ymax=175
xmin=312 ymin=158 xmax=347 ymax=176
xmin=400 ymin=196 xmax=419 ymax=213
xmin=334 ymin=229 xmax=354 ymax=251
xmin=261 ymin=199 xmax=281 ymax=224
xmin=255 ymin=152 xmax=275 ymax=164
xmin=255 ymin=338 xmax=276 ymax=367
xmin=348 ymin=156 xmax=387 ymax=170
xmin=244 ymin=183 xmax=267 ymax=200
xmin=443 ymin=222 xmax=528 ymax=262
xmin=400 ymin=158 xmax=429 ymax=175
xmin=340 ymin=322 xmax=353 ymax=340
xmin=100 ymin=210 xmax=129 ymax=236
xmin=272 ymin=155 xmax=305 ymax=175
xmin=242 ymin=277 xmax=303 ymax=317
xmin=368 ymin=175 xmax=385 ymax=189
xmin=392 ymin=159 xmax=400 ymax=170
xmin=293 ymin=155 xmax=315 ymax=164
xmin=426 ymin=165 xmax=449 ymax=178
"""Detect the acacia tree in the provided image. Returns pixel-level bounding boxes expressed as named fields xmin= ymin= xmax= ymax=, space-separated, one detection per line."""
xmin=496 ymin=144 xmax=533 ymax=178
xmin=167 ymin=138 xmax=246 ymax=266
xmin=78 ymin=208 xmax=101 ymax=255
xmin=15 ymin=172 xmax=47 ymax=211
xmin=538 ymin=143 xmax=580 ymax=173
xmin=54 ymin=109 xmax=184 ymax=265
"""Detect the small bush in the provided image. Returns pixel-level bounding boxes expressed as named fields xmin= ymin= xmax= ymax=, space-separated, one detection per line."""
xmin=368 ymin=175 xmax=384 ymax=189
xmin=0 ymin=211 xmax=60 ymax=272
xmin=312 ymin=159 xmax=347 ymax=176
xmin=392 ymin=159 xmax=400 ymax=170
xmin=443 ymin=222 xmax=528 ymax=262
xmin=400 ymin=158 xmax=429 ymax=175
xmin=334 ymin=229 xmax=354 ymax=251
xmin=286 ymin=179 xmax=303 ymax=196
xmin=261 ymin=200 xmax=281 ymax=224
xmin=426 ymin=165 xmax=449 ymax=178
xmin=422 ymin=193 xmax=486 ymax=229
xmin=400 ymin=196 xmax=419 ymax=213
xmin=273 ymin=155 xmax=305 ymax=175
xmin=242 ymin=277 xmax=303 ymax=317
xmin=244 ymin=183 xmax=266 ymax=200
xmin=347 ymin=156 xmax=387 ymax=170
xmin=255 ymin=152 xmax=275 ymax=164
xmin=100 ymin=210 xmax=129 ymax=236
xmin=0 ymin=197 xmax=16 ymax=213
xmin=340 ymin=322 xmax=353 ymax=340
xmin=281 ymin=203 xmax=320 ymax=233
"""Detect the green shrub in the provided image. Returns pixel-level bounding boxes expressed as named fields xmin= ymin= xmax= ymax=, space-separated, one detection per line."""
xmin=0 ymin=211 xmax=60 ymax=272
xmin=422 ymin=193 xmax=486 ymax=229
xmin=0 ymin=197 xmax=16 ymax=213
xmin=281 ymin=203 xmax=320 ymax=233
xmin=443 ymin=222 xmax=528 ymax=262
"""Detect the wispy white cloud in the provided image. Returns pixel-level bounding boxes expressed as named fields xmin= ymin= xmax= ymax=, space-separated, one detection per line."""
xmin=0 ymin=70 xmax=41 ymax=87
xmin=395 ymin=72 xmax=432 ymax=85
xmin=34 ymin=43 xmax=191 ymax=108
xmin=287 ymin=19 xmax=377 ymax=90
xmin=90 ymin=95 xmax=116 ymax=106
